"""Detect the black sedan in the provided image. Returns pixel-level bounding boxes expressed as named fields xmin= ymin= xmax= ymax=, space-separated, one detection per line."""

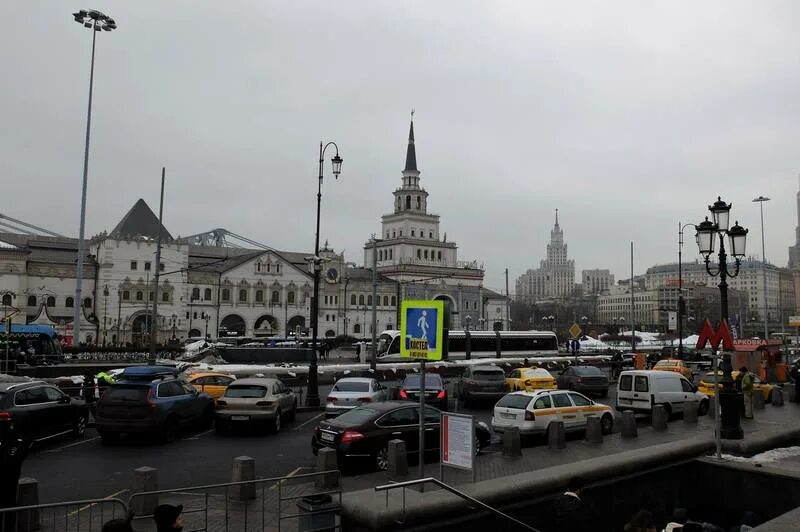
xmin=399 ymin=373 xmax=448 ymax=410
xmin=556 ymin=365 xmax=610 ymax=397
xmin=311 ymin=401 xmax=492 ymax=471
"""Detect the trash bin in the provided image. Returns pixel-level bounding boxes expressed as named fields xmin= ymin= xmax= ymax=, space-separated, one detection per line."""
xmin=297 ymin=494 xmax=339 ymax=532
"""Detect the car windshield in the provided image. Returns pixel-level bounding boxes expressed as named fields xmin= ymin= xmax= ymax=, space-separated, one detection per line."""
xmin=225 ymin=385 xmax=268 ymax=398
xmin=403 ymin=374 xmax=443 ymax=389
xmin=703 ymin=373 xmax=722 ymax=383
xmin=496 ymin=394 xmax=534 ymax=410
xmin=655 ymin=360 xmax=675 ymax=367
xmin=102 ymin=386 xmax=149 ymax=402
xmin=574 ymin=366 xmax=604 ymax=376
xmin=334 ymin=407 xmax=378 ymax=425
xmin=523 ymin=369 xmax=549 ymax=378
xmin=332 ymin=381 xmax=370 ymax=392
xmin=473 ymin=370 xmax=504 ymax=381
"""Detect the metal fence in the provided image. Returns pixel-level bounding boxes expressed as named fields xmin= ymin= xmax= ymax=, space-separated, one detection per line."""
xmin=0 ymin=497 xmax=129 ymax=532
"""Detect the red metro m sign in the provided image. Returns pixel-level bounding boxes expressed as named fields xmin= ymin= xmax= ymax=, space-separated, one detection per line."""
xmin=695 ymin=319 xmax=734 ymax=351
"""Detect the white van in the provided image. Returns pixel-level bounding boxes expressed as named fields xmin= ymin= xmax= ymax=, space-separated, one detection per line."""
xmin=616 ymin=370 xmax=709 ymax=417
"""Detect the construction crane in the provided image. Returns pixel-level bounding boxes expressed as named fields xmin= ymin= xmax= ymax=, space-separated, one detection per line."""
xmin=0 ymin=213 xmax=64 ymax=237
xmin=177 ymin=228 xmax=277 ymax=252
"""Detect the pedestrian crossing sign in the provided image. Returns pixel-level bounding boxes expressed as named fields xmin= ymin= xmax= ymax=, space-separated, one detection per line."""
xmin=400 ymin=300 xmax=444 ymax=361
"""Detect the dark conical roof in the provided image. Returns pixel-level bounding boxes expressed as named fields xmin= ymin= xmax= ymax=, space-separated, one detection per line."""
xmin=403 ymin=120 xmax=417 ymax=172
xmin=109 ymin=199 xmax=173 ymax=241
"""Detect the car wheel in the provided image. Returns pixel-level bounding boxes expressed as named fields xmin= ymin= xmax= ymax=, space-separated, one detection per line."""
xmin=73 ymin=414 xmax=88 ymax=439
xmin=375 ymin=446 xmax=389 ymax=471
xmin=162 ymin=418 xmax=179 ymax=443
xmin=601 ymin=414 xmax=613 ymax=435
xmin=272 ymin=410 xmax=282 ymax=433
xmin=698 ymin=400 xmax=709 ymax=416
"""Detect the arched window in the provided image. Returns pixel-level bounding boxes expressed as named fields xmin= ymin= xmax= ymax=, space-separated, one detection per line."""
xmin=353 ymin=323 xmax=361 ymax=334
xmin=437 ymin=251 xmax=442 ymax=261
xmin=417 ymin=249 xmax=421 ymax=259
xmin=271 ymin=290 xmax=280 ymax=304
xmin=121 ymin=291 xmax=129 ymax=301
xmin=350 ymin=294 xmax=356 ymax=306
xmin=46 ymin=296 xmax=55 ymax=307
xmin=222 ymin=288 xmax=231 ymax=302
xmin=191 ymin=287 xmax=200 ymax=300
xmin=405 ymin=195 xmax=411 ymax=209
xmin=411 ymin=230 xmax=415 ymax=237
xmin=391 ymin=296 xmax=396 ymax=306
xmin=429 ymin=231 xmax=433 ymax=239
xmin=416 ymin=196 xmax=421 ymax=209
xmin=162 ymin=292 xmax=169 ymax=302
xmin=238 ymin=289 xmax=248 ymax=303
xmin=83 ymin=297 xmax=92 ymax=308
xmin=136 ymin=291 xmax=143 ymax=301
xmin=386 ymin=232 xmax=390 ymax=239
xmin=383 ymin=296 xmax=389 ymax=306
xmin=204 ymin=288 xmax=212 ymax=300
xmin=27 ymin=296 xmax=36 ymax=307
xmin=392 ymin=231 xmax=396 ymax=238
xmin=287 ymin=291 xmax=295 ymax=304
xmin=367 ymin=295 xmax=372 ymax=306
xmin=149 ymin=291 xmax=154 ymax=301
xmin=424 ymin=250 xmax=428 ymax=259
xmin=389 ymin=249 xmax=393 ymax=259
xmin=1 ymin=294 xmax=11 ymax=306
xmin=358 ymin=295 xmax=365 ymax=305
xmin=255 ymin=290 xmax=264 ymax=303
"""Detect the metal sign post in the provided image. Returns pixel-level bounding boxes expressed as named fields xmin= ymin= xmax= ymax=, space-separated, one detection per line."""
xmin=419 ymin=359 xmax=426 ymax=480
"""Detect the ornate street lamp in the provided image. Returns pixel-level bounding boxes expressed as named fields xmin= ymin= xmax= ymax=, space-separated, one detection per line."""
xmin=696 ymin=196 xmax=749 ymax=439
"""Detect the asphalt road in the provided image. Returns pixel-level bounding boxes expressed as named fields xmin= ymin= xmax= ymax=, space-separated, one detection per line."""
xmin=23 ymin=380 xmax=623 ymax=503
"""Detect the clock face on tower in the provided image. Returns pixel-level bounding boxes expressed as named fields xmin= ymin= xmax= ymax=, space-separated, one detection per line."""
xmin=325 ymin=267 xmax=340 ymax=284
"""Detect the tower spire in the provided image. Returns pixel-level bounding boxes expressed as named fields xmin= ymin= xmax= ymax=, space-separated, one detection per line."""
xmin=555 ymin=208 xmax=559 ymax=227
xmin=403 ymin=110 xmax=417 ymax=173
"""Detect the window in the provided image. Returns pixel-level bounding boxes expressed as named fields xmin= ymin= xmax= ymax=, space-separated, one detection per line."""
xmin=157 ymin=381 xmax=187 ymax=398
xmin=136 ymin=291 xmax=143 ymax=301
xmin=569 ymin=393 xmax=591 ymax=406
xmin=379 ymin=407 xmax=417 ymax=426
xmin=429 ymin=231 xmax=433 ymax=238
xmin=634 ymin=376 xmax=649 ymax=392
xmin=391 ymin=296 xmax=396 ymax=306
xmin=411 ymin=230 xmax=415 ymax=237
xmin=204 ymin=288 xmax=212 ymax=300
xmin=129 ymin=261 xmax=138 ymax=271
xmin=271 ymin=290 xmax=280 ymax=304
xmin=552 ymin=393 xmax=572 ymax=408
xmin=417 ymin=249 xmax=421 ymax=259
xmin=27 ymin=296 xmax=36 ymax=307
xmin=437 ymin=251 xmax=442 ymax=261
xmin=144 ymin=262 xmax=152 ymax=271
xmin=83 ymin=297 xmax=92 ymax=308
xmin=392 ymin=230 xmax=396 ymax=238
xmin=222 ymin=288 xmax=231 ymax=302
xmin=367 ymin=295 xmax=372 ymax=306
xmin=350 ymin=294 xmax=356 ymax=306
xmin=533 ymin=395 xmax=552 ymax=409
xmin=255 ymin=290 xmax=264 ymax=303
xmin=359 ymin=295 xmax=365 ymax=305
xmin=416 ymin=196 xmax=421 ymax=209
xmin=15 ymin=387 xmax=49 ymax=406
xmin=148 ymin=292 xmax=153 ymax=301
xmin=191 ymin=288 xmax=200 ymax=300
xmin=46 ymin=296 xmax=56 ymax=307
xmin=44 ymin=387 xmax=64 ymax=402
xmin=159 ymin=263 xmax=165 ymax=272
xmin=161 ymin=292 xmax=169 ymax=303
xmin=353 ymin=323 xmax=361 ymax=334
xmin=1 ymin=294 xmax=12 ymax=306
xmin=424 ymin=250 xmax=428 ymax=259
xmin=405 ymin=195 xmax=411 ymax=209
xmin=288 ymin=291 xmax=295 ymax=304
xmin=496 ymin=394 xmax=533 ymax=409
xmin=383 ymin=296 xmax=388 ymax=306
xmin=239 ymin=289 xmax=248 ymax=303
xmin=680 ymin=379 xmax=694 ymax=393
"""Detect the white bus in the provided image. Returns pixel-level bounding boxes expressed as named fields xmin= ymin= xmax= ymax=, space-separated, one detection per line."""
xmin=376 ymin=329 xmax=560 ymax=362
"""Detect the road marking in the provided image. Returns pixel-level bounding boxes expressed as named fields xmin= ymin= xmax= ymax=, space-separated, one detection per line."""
xmin=293 ymin=413 xmax=323 ymax=431
xmin=45 ymin=436 xmax=100 ymax=453
xmin=270 ymin=466 xmax=306 ymax=490
xmin=183 ymin=429 xmax=215 ymax=440
xmin=66 ymin=489 xmax=128 ymax=517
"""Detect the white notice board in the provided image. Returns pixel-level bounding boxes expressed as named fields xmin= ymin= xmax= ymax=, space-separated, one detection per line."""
xmin=441 ymin=412 xmax=474 ymax=471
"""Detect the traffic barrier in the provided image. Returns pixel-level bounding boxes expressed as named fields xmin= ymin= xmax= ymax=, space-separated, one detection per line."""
xmin=315 ymin=448 xmax=339 ymax=489
xmin=652 ymin=405 xmax=668 ymax=431
xmin=230 ymin=456 xmax=256 ymax=500
xmin=621 ymin=410 xmax=637 ymax=438
xmin=684 ymin=401 xmax=698 ymax=424
xmin=753 ymin=391 xmax=765 ymax=411
xmin=0 ymin=497 xmax=129 ymax=532
xmin=502 ymin=427 xmax=522 ymax=458
xmin=16 ymin=477 xmax=39 ymax=531
xmin=387 ymin=439 xmax=408 ymax=479
xmin=131 ymin=466 xmax=158 ymax=515
xmin=772 ymin=387 xmax=784 ymax=407
xmin=585 ymin=415 xmax=603 ymax=444
xmin=547 ymin=421 xmax=566 ymax=450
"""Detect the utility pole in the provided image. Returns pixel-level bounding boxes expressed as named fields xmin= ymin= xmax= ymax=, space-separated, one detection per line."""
xmin=371 ymin=236 xmax=378 ymax=371
xmin=149 ymin=167 xmax=165 ymax=362
xmin=505 ymin=268 xmax=510 ymax=331
xmin=630 ymin=242 xmax=636 ymax=352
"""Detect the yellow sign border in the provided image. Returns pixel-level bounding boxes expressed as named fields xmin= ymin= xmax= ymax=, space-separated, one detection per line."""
xmin=400 ymin=299 xmax=445 ymax=361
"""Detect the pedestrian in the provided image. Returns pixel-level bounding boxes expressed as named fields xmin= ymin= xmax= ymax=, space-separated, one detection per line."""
xmin=740 ymin=366 xmax=755 ymax=419
xmin=153 ymin=504 xmax=183 ymax=532
xmin=523 ymin=358 xmax=530 ymax=367
xmin=0 ymin=420 xmax=29 ymax=532
xmin=102 ymin=512 xmax=135 ymax=532
xmin=625 ymin=509 xmax=657 ymax=532
xmin=552 ymin=476 xmax=587 ymax=532
xmin=790 ymin=360 xmax=800 ymax=403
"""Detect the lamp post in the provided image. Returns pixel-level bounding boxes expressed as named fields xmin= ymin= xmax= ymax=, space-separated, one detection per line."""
xmin=677 ymin=222 xmax=698 ymax=357
xmin=307 ymin=141 xmax=343 ymax=407
xmin=752 ymin=196 xmax=770 ymax=340
xmin=102 ymin=285 xmax=109 ymax=346
xmin=71 ymin=9 xmax=116 ymax=348
xmin=204 ymin=313 xmax=210 ymax=339
xmin=170 ymin=314 xmax=177 ymax=341
xmin=696 ymin=196 xmax=749 ymax=440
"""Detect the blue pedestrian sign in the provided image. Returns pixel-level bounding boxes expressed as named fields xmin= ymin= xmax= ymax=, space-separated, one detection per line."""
xmin=400 ymin=300 xmax=445 ymax=361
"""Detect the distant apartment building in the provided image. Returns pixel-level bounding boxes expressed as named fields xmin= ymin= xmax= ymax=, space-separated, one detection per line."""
xmin=515 ymin=211 xmax=575 ymax=303
xmin=582 ymin=269 xmax=614 ymax=295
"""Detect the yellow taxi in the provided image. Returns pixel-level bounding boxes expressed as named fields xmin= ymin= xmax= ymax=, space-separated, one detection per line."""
xmin=492 ymin=389 xmax=614 ymax=436
xmin=652 ymin=359 xmax=694 ymax=380
xmin=506 ymin=367 xmax=557 ymax=392
xmin=697 ymin=370 xmax=774 ymax=402
xmin=187 ymin=372 xmax=235 ymax=399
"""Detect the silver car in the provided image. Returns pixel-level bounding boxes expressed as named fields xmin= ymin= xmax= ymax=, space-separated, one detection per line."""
xmin=325 ymin=377 xmax=388 ymax=417
xmin=215 ymin=377 xmax=297 ymax=434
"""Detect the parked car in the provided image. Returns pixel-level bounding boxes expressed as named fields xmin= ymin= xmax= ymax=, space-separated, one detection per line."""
xmin=556 ymin=366 xmax=610 ymax=397
xmin=311 ymin=401 xmax=492 ymax=471
xmin=491 ymin=389 xmax=613 ymax=437
xmin=399 ymin=373 xmax=448 ymax=410
xmin=187 ymin=372 xmax=235 ymax=399
xmin=698 ymin=370 xmax=773 ymax=402
xmin=616 ymin=370 xmax=708 ymax=417
xmin=0 ymin=381 xmax=89 ymax=446
xmin=325 ymin=377 xmax=388 ymax=418
xmin=506 ymin=367 xmax=557 ymax=392
xmin=652 ymin=359 xmax=694 ymax=380
xmin=95 ymin=366 xmax=215 ymax=443
xmin=215 ymin=377 xmax=297 ymax=434
xmin=458 ymin=365 xmax=507 ymax=407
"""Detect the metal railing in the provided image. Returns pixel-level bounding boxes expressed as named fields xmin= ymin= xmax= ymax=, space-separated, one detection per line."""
xmin=375 ymin=477 xmax=540 ymax=532
xmin=0 ymin=497 xmax=129 ymax=532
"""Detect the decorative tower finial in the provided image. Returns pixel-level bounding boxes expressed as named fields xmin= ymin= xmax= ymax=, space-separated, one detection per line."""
xmin=555 ymin=208 xmax=559 ymax=227
xmin=404 ymin=111 xmax=417 ymax=173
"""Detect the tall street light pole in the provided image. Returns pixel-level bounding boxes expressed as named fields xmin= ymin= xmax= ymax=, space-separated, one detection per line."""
xmin=307 ymin=142 xmax=343 ymax=407
xmin=677 ymin=222 xmax=697 ymax=356
xmin=753 ymin=196 xmax=770 ymax=340
xmin=696 ymin=197 xmax=749 ymax=440
xmin=71 ymin=9 xmax=116 ymax=347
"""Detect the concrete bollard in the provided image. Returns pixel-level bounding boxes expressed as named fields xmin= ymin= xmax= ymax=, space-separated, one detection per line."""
xmin=230 ymin=456 xmax=256 ymax=501
xmin=585 ymin=415 xmax=603 ymax=444
xmin=684 ymin=401 xmax=698 ymax=424
xmin=547 ymin=421 xmax=566 ymax=450
xmin=651 ymin=405 xmax=668 ymax=431
xmin=707 ymin=396 xmax=716 ymax=419
xmin=753 ymin=391 xmax=765 ymax=411
xmin=502 ymin=427 xmax=522 ymax=458
xmin=772 ymin=387 xmax=784 ymax=407
xmin=132 ymin=466 xmax=159 ymax=516
xmin=315 ymin=447 xmax=339 ymax=489
xmin=387 ymin=439 xmax=408 ymax=479
xmin=621 ymin=410 xmax=637 ymax=438
xmin=16 ymin=477 xmax=39 ymax=532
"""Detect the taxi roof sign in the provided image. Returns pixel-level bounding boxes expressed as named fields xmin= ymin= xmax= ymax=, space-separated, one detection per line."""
xmin=400 ymin=299 xmax=445 ymax=361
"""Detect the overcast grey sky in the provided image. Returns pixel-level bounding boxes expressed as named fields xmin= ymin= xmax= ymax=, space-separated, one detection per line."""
xmin=2 ymin=1 xmax=799 ymax=293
